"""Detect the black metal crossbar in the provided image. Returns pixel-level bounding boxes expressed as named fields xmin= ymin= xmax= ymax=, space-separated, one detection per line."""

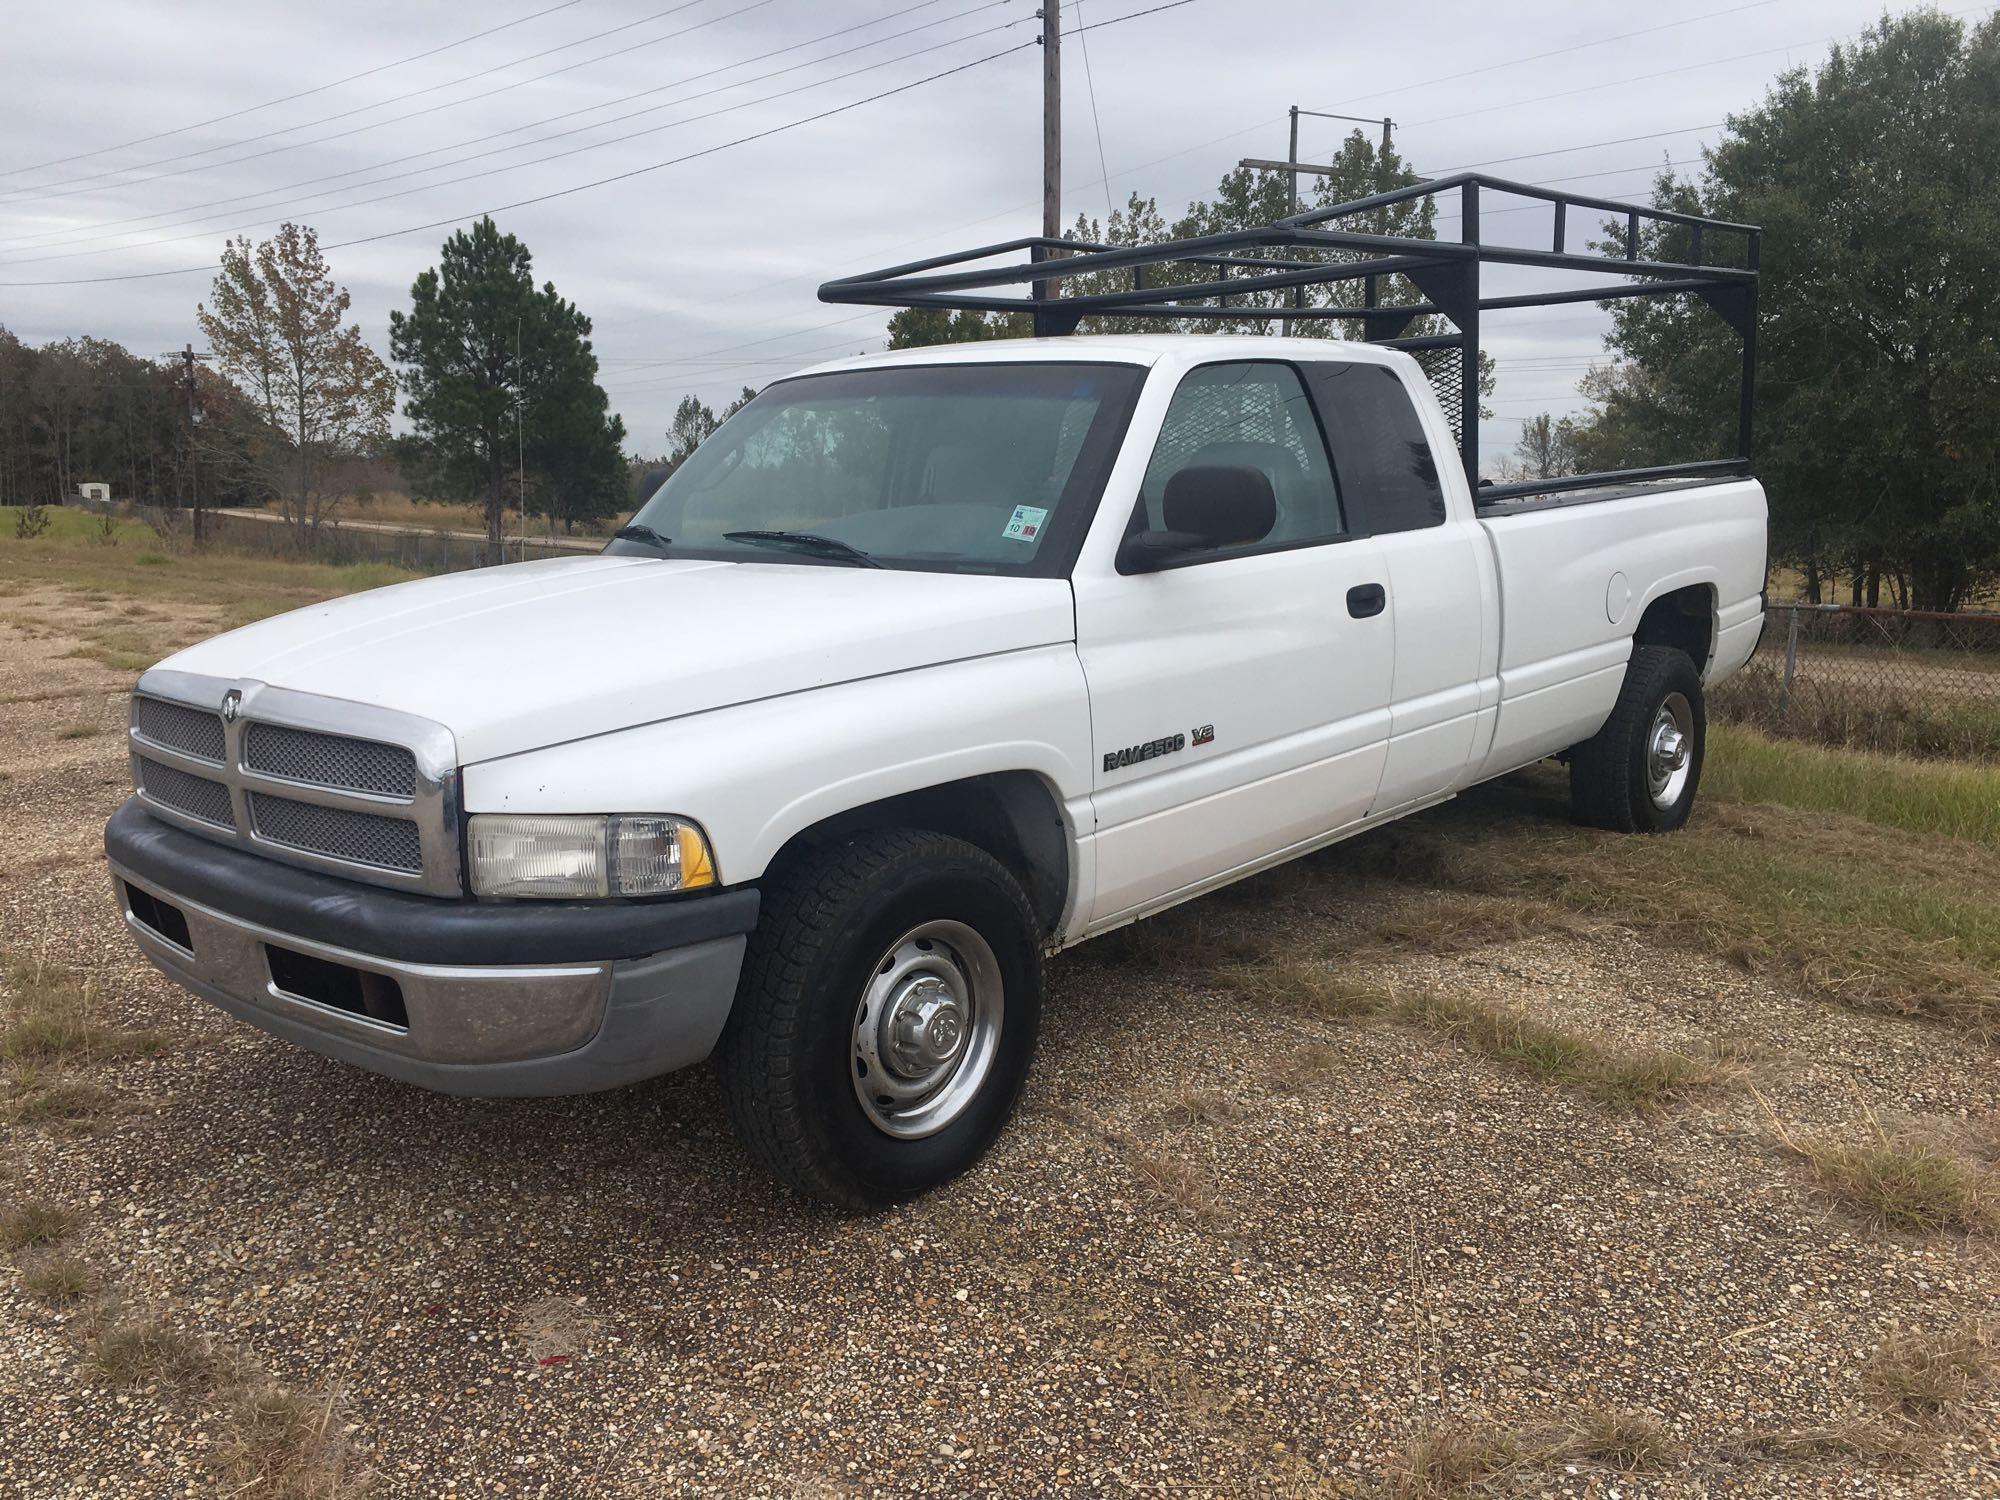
xmin=819 ymin=171 xmax=1760 ymax=501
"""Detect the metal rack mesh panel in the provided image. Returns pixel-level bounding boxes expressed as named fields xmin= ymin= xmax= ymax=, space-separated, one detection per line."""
xmin=1414 ymin=348 xmax=1465 ymax=445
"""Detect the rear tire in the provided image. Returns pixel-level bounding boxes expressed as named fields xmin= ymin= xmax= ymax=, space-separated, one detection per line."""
xmin=717 ymin=829 xmax=1042 ymax=1209
xmin=1569 ymin=645 xmax=1706 ymax=833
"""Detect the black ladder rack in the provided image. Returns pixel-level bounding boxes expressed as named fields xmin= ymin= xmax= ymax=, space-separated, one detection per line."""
xmin=818 ymin=171 xmax=1760 ymax=503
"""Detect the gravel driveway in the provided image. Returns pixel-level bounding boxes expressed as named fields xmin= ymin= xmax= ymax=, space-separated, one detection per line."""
xmin=1 ymin=599 xmax=1995 ymax=1498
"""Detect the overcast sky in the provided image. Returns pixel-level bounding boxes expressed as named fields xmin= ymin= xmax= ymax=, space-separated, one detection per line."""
xmin=0 ymin=0 xmax=1958 ymax=463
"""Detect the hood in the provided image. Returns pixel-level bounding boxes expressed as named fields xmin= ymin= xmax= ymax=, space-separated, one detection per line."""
xmin=155 ymin=556 xmax=1077 ymax=763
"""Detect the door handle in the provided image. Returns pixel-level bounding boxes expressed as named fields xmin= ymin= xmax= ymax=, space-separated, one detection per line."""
xmin=1347 ymin=583 xmax=1387 ymax=619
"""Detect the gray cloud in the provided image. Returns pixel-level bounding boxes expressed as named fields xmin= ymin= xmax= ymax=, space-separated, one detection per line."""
xmin=0 ymin=0 xmax=1922 ymax=461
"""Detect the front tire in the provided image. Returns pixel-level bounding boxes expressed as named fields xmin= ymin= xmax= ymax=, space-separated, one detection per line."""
xmin=717 ymin=829 xmax=1042 ymax=1208
xmin=1569 ymin=645 xmax=1706 ymax=833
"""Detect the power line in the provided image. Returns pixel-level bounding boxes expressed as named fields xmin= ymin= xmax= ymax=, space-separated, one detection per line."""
xmin=0 ymin=0 xmax=736 ymax=205
xmin=0 ymin=40 xmax=1040 ymax=288
xmin=0 ymin=0 xmax=1015 ymax=258
xmin=1072 ymin=0 xmax=1117 ymax=223
xmin=0 ymin=0 xmax=1199 ymax=283
xmin=0 ymin=15 xmax=1042 ymax=271
xmin=0 ymin=0 xmax=590 ymax=181
xmin=1317 ymin=0 xmax=1782 ymax=115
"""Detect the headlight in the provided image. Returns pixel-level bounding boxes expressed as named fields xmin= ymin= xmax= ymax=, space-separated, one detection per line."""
xmin=467 ymin=814 xmax=717 ymax=899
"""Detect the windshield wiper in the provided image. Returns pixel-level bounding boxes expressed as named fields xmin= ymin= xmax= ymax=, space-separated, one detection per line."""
xmin=722 ymin=530 xmax=881 ymax=568
xmin=611 ymin=522 xmax=674 ymax=552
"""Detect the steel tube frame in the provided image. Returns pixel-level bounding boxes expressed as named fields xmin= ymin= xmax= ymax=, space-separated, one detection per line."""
xmin=818 ymin=170 xmax=1760 ymax=496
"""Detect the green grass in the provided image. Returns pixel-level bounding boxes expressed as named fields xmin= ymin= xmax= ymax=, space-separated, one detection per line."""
xmin=1344 ymin=771 xmax=2000 ymax=1042
xmin=1397 ymin=990 xmax=1725 ymax=1112
xmin=0 ymin=506 xmax=419 ymax=641
xmin=1707 ymin=723 xmax=2000 ymax=849
xmin=1710 ymin=659 xmax=2000 ymax=761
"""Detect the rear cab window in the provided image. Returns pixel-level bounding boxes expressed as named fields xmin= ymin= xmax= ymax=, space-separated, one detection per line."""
xmin=1299 ymin=361 xmax=1446 ymax=535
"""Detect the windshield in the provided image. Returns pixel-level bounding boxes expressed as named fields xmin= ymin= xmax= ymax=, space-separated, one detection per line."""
xmin=611 ymin=362 xmax=1146 ymax=576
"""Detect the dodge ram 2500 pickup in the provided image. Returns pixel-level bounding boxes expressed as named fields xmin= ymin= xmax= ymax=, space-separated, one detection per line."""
xmin=104 ymin=178 xmax=1769 ymax=1207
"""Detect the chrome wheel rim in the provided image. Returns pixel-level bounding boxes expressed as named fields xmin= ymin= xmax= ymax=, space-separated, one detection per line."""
xmin=851 ymin=919 xmax=1003 ymax=1140
xmin=1646 ymin=691 xmax=1694 ymax=810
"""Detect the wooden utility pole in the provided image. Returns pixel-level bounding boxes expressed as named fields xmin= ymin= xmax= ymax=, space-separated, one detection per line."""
xmin=163 ymin=343 xmax=211 ymax=545
xmin=1037 ymin=0 xmax=1061 ymax=308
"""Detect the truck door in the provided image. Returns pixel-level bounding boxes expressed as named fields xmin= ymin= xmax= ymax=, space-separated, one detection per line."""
xmin=1072 ymin=360 xmax=1395 ymax=928
xmin=1300 ymin=360 xmax=1494 ymax=815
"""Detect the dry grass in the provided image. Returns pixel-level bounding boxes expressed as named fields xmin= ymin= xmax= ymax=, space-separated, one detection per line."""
xmin=4 ymin=1074 xmax=120 ymax=1126
xmin=1861 ymin=1322 xmax=1996 ymax=1416
xmin=1806 ymin=1135 xmax=1995 ymax=1236
xmin=1 ymin=956 xmax=167 ymax=1063
xmin=1394 ymin=1408 xmax=1677 ymax=1496
xmin=1716 ymin=1417 xmax=1924 ymax=1464
xmin=1397 ymin=991 xmax=1725 ymax=1113
xmin=213 ymin=1381 xmax=367 ymax=1500
xmin=1126 ymin=1148 xmax=1224 ymax=1221
xmin=0 ymin=1197 xmax=79 ymax=1251
xmin=85 ymin=1313 xmax=219 ymax=1389
xmin=19 ymin=1250 xmax=101 ymax=1307
xmin=1159 ymin=1085 xmax=1248 ymax=1128
xmin=1270 ymin=1041 xmax=1344 ymax=1093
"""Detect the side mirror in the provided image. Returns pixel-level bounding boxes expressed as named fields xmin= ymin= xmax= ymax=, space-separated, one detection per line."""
xmin=1119 ymin=465 xmax=1278 ymax=573
xmin=1116 ymin=528 xmax=1210 ymax=572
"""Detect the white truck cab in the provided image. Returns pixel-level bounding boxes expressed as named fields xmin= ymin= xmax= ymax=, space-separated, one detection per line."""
xmin=105 ymin=333 xmax=1765 ymax=1206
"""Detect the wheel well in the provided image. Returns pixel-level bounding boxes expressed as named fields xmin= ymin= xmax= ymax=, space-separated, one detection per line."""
xmin=1633 ymin=584 xmax=1715 ymax=672
xmin=766 ymin=772 xmax=1071 ymax=937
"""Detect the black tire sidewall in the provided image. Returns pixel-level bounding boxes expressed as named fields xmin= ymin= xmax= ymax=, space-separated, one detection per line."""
xmin=1625 ymin=650 xmax=1706 ymax=832
xmin=790 ymin=849 xmax=1040 ymax=1203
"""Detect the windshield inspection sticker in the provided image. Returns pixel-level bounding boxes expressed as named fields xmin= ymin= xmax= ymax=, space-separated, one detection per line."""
xmin=1002 ymin=505 xmax=1049 ymax=542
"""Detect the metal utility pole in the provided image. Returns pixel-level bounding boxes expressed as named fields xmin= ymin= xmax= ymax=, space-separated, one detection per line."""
xmin=1241 ymin=108 xmax=1396 ymax=187
xmin=1036 ymin=0 xmax=1061 ymax=309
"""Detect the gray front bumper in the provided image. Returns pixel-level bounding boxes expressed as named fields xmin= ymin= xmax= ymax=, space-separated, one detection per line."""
xmin=110 ymin=863 xmax=746 ymax=1098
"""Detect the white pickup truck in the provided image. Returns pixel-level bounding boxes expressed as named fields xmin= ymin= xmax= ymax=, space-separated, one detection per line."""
xmin=105 ymin=334 xmax=1766 ymax=1206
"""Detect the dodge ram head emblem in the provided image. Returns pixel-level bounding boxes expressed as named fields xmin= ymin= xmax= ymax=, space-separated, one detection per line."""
xmin=220 ymin=689 xmax=242 ymax=724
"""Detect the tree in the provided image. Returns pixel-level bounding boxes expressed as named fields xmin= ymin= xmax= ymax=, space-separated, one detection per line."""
xmin=1505 ymin=412 xmax=1581 ymax=481
xmin=389 ymin=217 xmax=624 ymax=550
xmin=884 ymin=138 xmax=1490 ymax=416
xmin=664 ymin=394 xmax=719 ymax=470
xmin=198 ymin=225 xmax=394 ymax=543
xmin=1567 ymin=13 xmax=2000 ymax=610
xmin=0 ymin=327 xmax=270 ymax=518
xmin=656 ymin=385 xmax=759 ymax=475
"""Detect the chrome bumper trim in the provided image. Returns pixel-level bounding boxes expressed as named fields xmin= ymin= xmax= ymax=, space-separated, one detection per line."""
xmin=110 ymin=863 xmax=609 ymax=1065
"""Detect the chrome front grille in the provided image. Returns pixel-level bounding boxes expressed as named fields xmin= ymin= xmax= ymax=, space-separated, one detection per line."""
xmin=245 ymin=723 xmax=417 ymax=797
xmin=134 ymin=757 xmax=235 ymax=827
xmin=132 ymin=696 xmax=226 ymax=763
xmin=250 ymin=793 xmax=425 ymax=874
xmin=128 ymin=671 xmax=460 ymax=896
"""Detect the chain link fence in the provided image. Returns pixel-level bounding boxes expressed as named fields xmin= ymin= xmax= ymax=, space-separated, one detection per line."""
xmin=1710 ymin=602 xmax=2000 ymax=761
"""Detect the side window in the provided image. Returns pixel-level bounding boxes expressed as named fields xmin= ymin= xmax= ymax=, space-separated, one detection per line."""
xmin=1302 ymin=362 xmax=1446 ymax=535
xmin=1135 ymin=362 xmax=1344 ymax=557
